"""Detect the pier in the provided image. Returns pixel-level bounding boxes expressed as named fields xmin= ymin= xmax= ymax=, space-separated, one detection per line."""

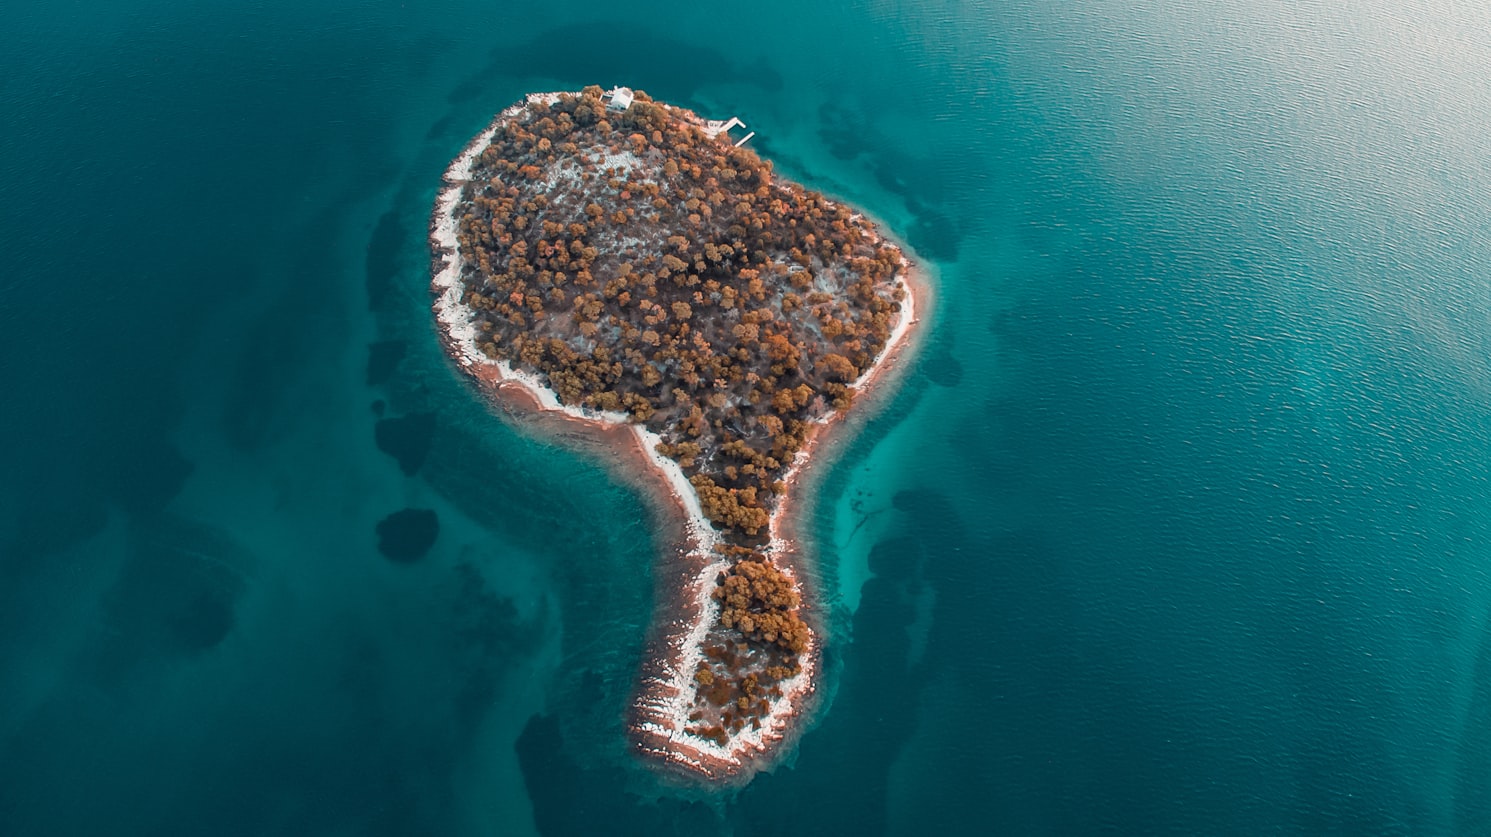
xmin=702 ymin=116 xmax=745 ymax=140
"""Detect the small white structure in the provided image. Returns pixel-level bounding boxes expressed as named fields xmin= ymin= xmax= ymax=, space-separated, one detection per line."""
xmin=703 ymin=116 xmax=745 ymax=139
xmin=733 ymin=131 xmax=756 ymax=148
xmin=606 ymin=86 xmax=635 ymax=112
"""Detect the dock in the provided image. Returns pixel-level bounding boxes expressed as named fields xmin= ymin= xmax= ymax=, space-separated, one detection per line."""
xmin=702 ymin=116 xmax=745 ymax=139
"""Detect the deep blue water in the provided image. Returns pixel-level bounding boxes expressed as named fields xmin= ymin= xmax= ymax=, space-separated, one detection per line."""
xmin=4 ymin=1 xmax=1491 ymax=834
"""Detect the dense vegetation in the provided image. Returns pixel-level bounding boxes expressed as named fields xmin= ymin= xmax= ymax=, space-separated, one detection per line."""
xmin=455 ymin=85 xmax=905 ymax=538
xmin=452 ymin=86 xmax=906 ymax=741
xmin=686 ymin=557 xmax=808 ymax=743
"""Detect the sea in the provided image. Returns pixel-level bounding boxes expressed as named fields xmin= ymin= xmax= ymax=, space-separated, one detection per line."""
xmin=3 ymin=1 xmax=1490 ymax=834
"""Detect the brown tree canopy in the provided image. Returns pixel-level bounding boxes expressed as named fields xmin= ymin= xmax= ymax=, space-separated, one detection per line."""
xmin=713 ymin=559 xmax=809 ymax=654
xmin=454 ymin=87 xmax=906 ymax=539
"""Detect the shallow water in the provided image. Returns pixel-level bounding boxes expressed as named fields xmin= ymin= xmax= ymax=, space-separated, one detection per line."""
xmin=3 ymin=0 xmax=1490 ymax=834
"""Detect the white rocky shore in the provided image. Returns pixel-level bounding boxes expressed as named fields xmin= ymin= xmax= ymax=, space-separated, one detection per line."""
xmin=430 ymin=89 xmax=921 ymax=781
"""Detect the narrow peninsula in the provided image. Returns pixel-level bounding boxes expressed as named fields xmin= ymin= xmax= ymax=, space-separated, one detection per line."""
xmin=431 ymin=86 xmax=923 ymax=782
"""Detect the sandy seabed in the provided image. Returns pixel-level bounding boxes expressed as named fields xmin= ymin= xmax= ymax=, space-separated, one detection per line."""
xmin=430 ymin=91 xmax=929 ymax=783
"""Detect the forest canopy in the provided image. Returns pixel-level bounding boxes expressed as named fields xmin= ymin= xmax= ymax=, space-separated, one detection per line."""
xmin=451 ymin=87 xmax=911 ymax=741
xmin=454 ymin=86 xmax=906 ymax=539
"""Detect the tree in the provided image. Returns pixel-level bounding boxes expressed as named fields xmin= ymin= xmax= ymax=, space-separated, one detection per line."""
xmin=712 ymin=559 xmax=809 ymax=654
xmin=819 ymin=353 xmax=858 ymax=382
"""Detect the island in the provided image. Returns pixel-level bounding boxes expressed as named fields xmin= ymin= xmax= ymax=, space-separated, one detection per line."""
xmin=431 ymin=86 xmax=924 ymax=783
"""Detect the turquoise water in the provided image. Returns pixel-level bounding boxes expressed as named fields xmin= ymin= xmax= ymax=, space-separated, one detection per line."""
xmin=4 ymin=0 xmax=1490 ymax=833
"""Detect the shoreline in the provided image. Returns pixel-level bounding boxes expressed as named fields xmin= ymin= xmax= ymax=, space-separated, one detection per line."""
xmin=766 ymin=217 xmax=934 ymax=550
xmin=770 ymin=221 xmax=936 ymax=623
xmin=430 ymin=91 xmax=928 ymax=782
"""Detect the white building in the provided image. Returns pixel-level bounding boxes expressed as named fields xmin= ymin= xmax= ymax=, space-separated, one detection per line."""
xmin=606 ymin=86 xmax=635 ymax=112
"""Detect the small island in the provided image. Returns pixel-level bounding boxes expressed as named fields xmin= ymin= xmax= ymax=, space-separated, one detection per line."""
xmin=431 ymin=86 xmax=923 ymax=782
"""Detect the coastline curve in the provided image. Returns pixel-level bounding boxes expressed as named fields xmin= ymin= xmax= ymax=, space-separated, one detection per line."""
xmin=430 ymin=88 xmax=927 ymax=783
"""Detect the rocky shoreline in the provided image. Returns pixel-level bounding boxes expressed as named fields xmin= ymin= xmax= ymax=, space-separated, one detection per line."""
xmin=430 ymin=90 xmax=926 ymax=783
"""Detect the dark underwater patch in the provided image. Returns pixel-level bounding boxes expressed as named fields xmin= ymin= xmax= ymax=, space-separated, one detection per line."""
xmin=921 ymin=345 xmax=965 ymax=387
xmin=365 ymin=340 xmax=406 ymax=386
xmin=106 ymin=439 xmax=195 ymax=517
xmin=365 ymin=208 xmax=408 ymax=312
xmin=374 ymin=411 xmax=437 ymax=476
xmin=375 ymin=508 xmax=439 ymax=563
xmin=2 ymin=487 xmax=110 ymax=575
xmin=445 ymin=562 xmax=550 ymax=724
xmin=816 ymin=102 xmax=964 ymax=261
xmin=93 ymin=516 xmax=249 ymax=682
xmin=816 ymin=102 xmax=871 ymax=162
xmin=902 ymin=203 xmax=961 ymax=261
xmin=220 ymin=289 xmax=316 ymax=451
xmin=425 ymin=113 xmax=455 ymax=141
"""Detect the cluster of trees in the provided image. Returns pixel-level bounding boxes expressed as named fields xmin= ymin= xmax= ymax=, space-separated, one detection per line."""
xmin=454 ymin=85 xmax=907 ymax=537
xmin=690 ymin=474 xmax=770 ymax=535
xmin=712 ymin=559 xmax=809 ymax=654
xmin=679 ymin=556 xmax=810 ymax=743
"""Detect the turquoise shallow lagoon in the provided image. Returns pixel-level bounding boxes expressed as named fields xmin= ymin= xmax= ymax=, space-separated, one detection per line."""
xmin=4 ymin=1 xmax=1491 ymax=834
